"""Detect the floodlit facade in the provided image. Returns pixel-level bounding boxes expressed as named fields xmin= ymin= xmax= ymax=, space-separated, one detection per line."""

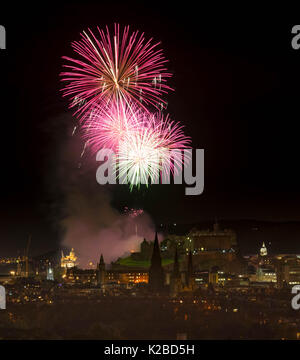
xmin=61 ymin=248 xmax=78 ymax=269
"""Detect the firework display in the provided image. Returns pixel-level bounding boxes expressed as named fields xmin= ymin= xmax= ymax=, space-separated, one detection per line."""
xmin=116 ymin=112 xmax=191 ymax=188
xmin=61 ymin=24 xmax=173 ymax=118
xmin=61 ymin=24 xmax=191 ymax=189
xmin=82 ymin=100 xmax=144 ymax=152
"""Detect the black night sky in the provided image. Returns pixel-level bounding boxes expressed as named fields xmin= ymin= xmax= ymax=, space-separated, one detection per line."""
xmin=1 ymin=2 xmax=300 ymax=256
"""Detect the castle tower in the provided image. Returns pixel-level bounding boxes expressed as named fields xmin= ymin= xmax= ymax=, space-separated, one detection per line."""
xmin=97 ymin=254 xmax=106 ymax=288
xmin=148 ymin=232 xmax=164 ymax=292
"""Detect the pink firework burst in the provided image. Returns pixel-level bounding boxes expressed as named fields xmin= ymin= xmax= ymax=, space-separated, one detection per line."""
xmin=82 ymin=100 xmax=145 ymax=152
xmin=147 ymin=112 xmax=191 ymax=152
xmin=61 ymin=24 xmax=173 ymax=119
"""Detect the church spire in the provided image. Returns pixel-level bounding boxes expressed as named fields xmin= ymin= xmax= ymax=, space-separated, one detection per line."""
xmin=99 ymin=254 xmax=104 ymax=265
xmin=151 ymin=231 xmax=162 ymax=265
xmin=149 ymin=231 xmax=164 ymax=292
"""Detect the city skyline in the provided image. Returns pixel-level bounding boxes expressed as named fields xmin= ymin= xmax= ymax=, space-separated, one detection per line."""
xmin=1 ymin=1 xmax=300 ymax=342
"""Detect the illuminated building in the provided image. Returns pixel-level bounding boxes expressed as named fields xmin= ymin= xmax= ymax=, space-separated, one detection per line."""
xmin=275 ymin=255 xmax=300 ymax=287
xmin=260 ymin=242 xmax=268 ymax=257
xmin=61 ymin=248 xmax=77 ymax=269
xmin=194 ymin=270 xmax=209 ymax=285
xmin=183 ymin=223 xmax=243 ymax=278
xmin=189 ymin=222 xmax=237 ymax=254
xmin=256 ymin=266 xmax=277 ymax=283
xmin=47 ymin=263 xmax=54 ymax=281
xmin=63 ymin=267 xmax=148 ymax=285
xmin=65 ymin=268 xmax=97 ymax=284
xmin=208 ymin=268 xmax=218 ymax=284
xmin=115 ymin=271 xmax=148 ymax=284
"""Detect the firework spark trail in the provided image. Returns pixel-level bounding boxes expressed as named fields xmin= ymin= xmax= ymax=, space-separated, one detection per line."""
xmin=115 ymin=112 xmax=191 ymax=188
xmin=61 ymin=24 xmax=173 ymax=120
xmin=117 ymin=127 xmax=162 ymax=188
xmin=80 ymin=140 xmax=89 ymax=157
xmin=147 ymin=112 xmax=192 ymax=178
xmin=72 ymin=126 xmax=77 ymax=136
xmin=82 ymin=99 xmax=144 ymax=152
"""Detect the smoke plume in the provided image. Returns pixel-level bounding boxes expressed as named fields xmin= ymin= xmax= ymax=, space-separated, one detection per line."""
xmin=49 ymin=113 xmax=158 ymax=268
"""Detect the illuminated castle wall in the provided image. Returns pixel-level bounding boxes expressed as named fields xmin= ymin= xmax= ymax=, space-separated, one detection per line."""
xmin=189 ymin=222 xmax=237 ymax=253
xmin=61 ymin=248 xmax=78 ymax=269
